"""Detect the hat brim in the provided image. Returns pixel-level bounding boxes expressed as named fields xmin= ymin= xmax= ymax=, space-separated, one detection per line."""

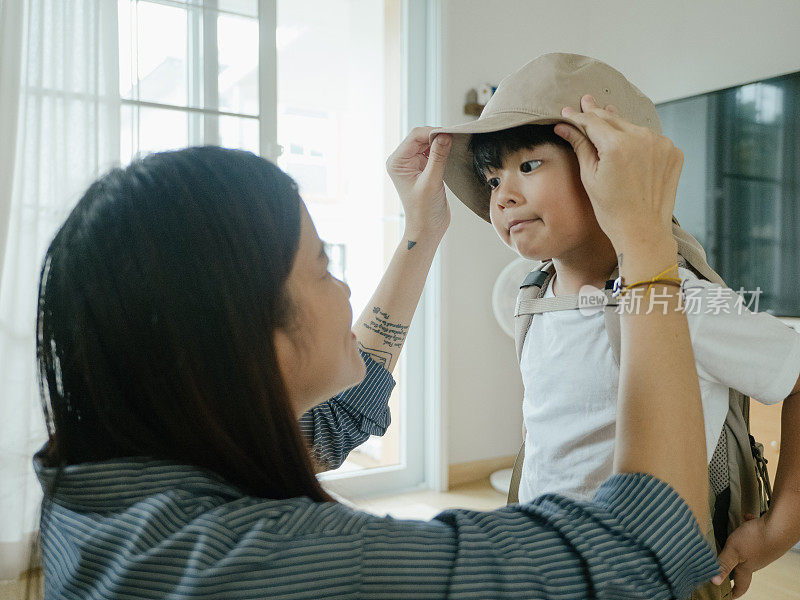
xmin=431 ymin=113 xmax=588 ymax=223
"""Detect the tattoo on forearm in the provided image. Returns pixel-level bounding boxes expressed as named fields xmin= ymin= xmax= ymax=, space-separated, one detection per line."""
xmin=407 ymin=240 xmax=417 ymax=250
xmin=361 ymin=306 xmax=410 ymax=349
xmin=357 ymin=342 xmax=392 ymax=368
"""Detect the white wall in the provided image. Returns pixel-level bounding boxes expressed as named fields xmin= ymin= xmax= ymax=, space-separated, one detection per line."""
xmin=438 ymin=0 xmax=800 ymax=466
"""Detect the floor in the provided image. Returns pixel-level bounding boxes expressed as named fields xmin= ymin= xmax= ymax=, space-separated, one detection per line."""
xmin=354 ymin=477 xmax=800 ymax=600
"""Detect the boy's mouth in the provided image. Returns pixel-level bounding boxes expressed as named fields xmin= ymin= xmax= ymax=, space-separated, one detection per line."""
xmin=508 ymin=218 xmax=541 ymax=234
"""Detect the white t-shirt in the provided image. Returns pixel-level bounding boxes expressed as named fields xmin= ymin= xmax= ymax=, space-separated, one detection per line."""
xmin=518 ymin=267 xmax=800 ymax=504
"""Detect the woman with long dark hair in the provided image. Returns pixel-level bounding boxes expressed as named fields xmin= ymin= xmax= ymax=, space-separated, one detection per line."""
xmin=34 ymin=98 xmax=721 ymax=599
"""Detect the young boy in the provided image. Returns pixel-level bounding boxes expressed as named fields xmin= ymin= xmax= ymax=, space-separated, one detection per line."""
xmin=434 ymin=53 xmax=800 ymax=599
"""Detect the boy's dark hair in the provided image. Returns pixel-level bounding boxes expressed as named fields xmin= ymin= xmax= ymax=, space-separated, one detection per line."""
xmin=469 ymin=124 xmax=571 ymax=182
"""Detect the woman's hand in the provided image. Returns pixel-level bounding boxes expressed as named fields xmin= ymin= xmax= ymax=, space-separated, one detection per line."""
xmin=386 ymin=127 xmax=452 ymax=240
xmin=554 ymin=95 xmax=681 ymax=258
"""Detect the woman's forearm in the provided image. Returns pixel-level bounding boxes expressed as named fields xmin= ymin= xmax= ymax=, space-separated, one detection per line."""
xmin=352 ymin=227 xmax=442 ymax=372
xmin=613 ymin=245 xmax=710 ymax=530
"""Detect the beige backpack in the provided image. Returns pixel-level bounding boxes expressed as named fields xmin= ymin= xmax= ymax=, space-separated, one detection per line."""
xmin=508 ymin=219 xmax=772 ymax=551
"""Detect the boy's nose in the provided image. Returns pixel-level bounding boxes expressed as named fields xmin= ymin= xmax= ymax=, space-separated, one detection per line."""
xmin=495 ymin=181 xmax=524 ymax=209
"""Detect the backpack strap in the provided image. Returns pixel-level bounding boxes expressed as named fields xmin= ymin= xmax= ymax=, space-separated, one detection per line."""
xmin=509 ymin=261 xmax=616 ymax=503
xmin=673 ymin=219 xmax=725 ymax=285
xmin=509 ymin=261 xmax=553 ymax=503
xmin=514 ymin=261 xmax=555 ymax=363
xmin=507 ymin=443 xmax=525 ymax=504
xmin=514 ymin=263 xmax=621 ymax=359
xmin=736 ymin=380 xmax=772 ymax=509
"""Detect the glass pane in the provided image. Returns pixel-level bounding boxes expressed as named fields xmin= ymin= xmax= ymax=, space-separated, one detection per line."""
xmin=218 ymin=13 xmax=259 ymax=115
xmin=219 ymin=115 xmax=259 ymax=154
xmin=277 ymin=0 xmax=403 ymax=473
xmin=121 ymin=105 xmax=189 ymax=165
xmin=180 ymin=0 xmax=258 ymax=18
xmin=139 ymin=107 xmax=189 ymax=154
xmin=279 ymin=108 xmax=337 ymax=197
xmin=218 ymin=0 xmax=258 ymax=18
xmin=728 ymin=84 xmax=784 ymax=180
xmin=118 ymin=1 xmax=188 ymax=106
xmin=720 ymin=178 xmax=780 ymax=308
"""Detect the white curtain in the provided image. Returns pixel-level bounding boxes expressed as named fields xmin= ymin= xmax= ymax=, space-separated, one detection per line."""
xmin=0 ymin=1 xmax=24 ymax=287
xmin=0 ymin=0 xmax=119 ymax=579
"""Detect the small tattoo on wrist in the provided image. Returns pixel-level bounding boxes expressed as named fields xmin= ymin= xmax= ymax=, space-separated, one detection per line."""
xmin=407 ymin=240 xmax=417 ymax=250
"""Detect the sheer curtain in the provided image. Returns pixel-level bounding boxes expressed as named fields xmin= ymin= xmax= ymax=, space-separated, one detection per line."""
xmin=0 ymin=0 xmax=23 ymax=285
xmin=0 ymin=0 xmax=119 ymax=579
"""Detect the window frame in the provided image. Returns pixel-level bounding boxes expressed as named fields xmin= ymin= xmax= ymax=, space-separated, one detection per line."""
xmin=318 ymin=0 xmax=447 ymax=500
xmin=264 ymin=0 xmax=443 ymax=499
xmin=318 ymin=0 xmax=444 ymax=499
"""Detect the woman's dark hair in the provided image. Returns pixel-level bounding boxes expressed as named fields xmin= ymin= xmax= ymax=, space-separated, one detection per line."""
xmin=469 ymin=124 xmax=571 ymax=181
xmin=35 ymin=145 xmax=330 ymax=502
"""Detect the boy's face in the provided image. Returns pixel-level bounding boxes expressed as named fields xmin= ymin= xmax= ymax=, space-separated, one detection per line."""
xmin=485 ymin=143 xmax=604 ymax=260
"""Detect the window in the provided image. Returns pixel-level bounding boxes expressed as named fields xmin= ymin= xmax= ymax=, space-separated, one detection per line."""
xmin=118 ymin=0 xmax=261 ymax=163
xmin=117 ymin=0 xmax=438 ymax=496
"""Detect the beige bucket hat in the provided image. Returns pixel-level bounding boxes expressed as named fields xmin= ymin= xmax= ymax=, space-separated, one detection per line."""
xmin=431 ymin=52 xmax=725 ymax=285
xmin=431 ymin=52 xmax=661 ymax=223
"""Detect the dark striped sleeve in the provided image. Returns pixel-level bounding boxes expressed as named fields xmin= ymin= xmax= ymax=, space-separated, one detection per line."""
xmin=41 ymin=468 xmax=720 ymax=599
xmin=204 ymin=472 xmax=718 ymax=599
xmin=356 ymin=473 xmax=719 ymax=599
xmin=298 ymin=350 xmax=395 ymax=470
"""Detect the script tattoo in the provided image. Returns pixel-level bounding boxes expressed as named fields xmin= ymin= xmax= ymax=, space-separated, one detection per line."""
xmin=362 ymin=306 xmax=410 ymax=350
xmin=407 ymin=240 xmax=417 ymax=250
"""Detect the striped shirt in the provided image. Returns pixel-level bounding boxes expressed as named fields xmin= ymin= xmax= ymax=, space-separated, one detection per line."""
xmin=35 ymin=354 xmax=720 ymax=599
xmin=298 ymin=350 xmax=395 ymax=469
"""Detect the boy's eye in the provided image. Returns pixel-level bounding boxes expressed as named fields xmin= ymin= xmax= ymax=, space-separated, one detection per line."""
xmin=486 ymin=176 xmax=500 ymax=190
xmin=520 ymin=160 xmax=542 ymax=173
